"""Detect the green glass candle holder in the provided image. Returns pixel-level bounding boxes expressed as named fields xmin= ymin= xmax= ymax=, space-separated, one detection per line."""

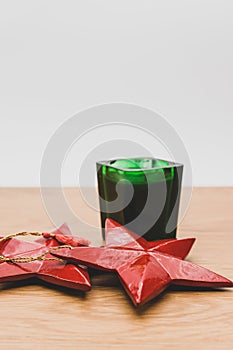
xmin=97 ymin=157 xmax=183 ymax=241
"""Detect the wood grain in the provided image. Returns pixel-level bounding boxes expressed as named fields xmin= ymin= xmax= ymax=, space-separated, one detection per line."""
xmin=0 ymin=188 xmax=232 ymax=350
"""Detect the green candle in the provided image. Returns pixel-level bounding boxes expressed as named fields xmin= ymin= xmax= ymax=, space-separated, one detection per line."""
xmin=97 ymin=157 xmax=183 ymax=241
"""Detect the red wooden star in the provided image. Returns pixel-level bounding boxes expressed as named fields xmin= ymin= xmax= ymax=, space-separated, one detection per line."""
xmin=0 ymin=224 xmax=91 ymax=291
xmin=53 ymin=219 xmax=233 ymax=306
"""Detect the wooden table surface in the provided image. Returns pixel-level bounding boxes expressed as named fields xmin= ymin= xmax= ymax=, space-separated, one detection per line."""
xmin=0 ymin=188 xmax=232 ymax=349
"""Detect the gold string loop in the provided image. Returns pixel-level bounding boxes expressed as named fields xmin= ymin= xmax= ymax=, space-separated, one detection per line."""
xmin=0 ymin=245 xmax=72 ymax=263
xmin=0 ymin=231 xmax=72 ymax=263
xmin=0 ymin=231 xmax=42 ymax=242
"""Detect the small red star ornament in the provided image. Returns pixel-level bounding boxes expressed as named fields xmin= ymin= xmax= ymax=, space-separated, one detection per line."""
xmin=0 ymin=224 xmax=91 ymax=291
xmin=53 ymin=219 xmax=233 ymax=306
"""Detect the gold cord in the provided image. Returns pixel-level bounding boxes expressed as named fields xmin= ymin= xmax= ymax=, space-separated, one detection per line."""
xmin=0 ymin=231 xmax=43 ymax=242
xmin=0 ymin=231 xmax=71 ymax=263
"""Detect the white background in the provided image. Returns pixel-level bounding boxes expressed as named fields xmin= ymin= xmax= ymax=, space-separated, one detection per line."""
xmin=0 ymin=0 xmax=233 ymax=186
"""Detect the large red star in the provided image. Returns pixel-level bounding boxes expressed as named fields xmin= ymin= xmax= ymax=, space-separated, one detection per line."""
xmin=0 ymin=224 xmax=91 ymax=291
xmin=53 ymin=219 xmax=233 ymax=306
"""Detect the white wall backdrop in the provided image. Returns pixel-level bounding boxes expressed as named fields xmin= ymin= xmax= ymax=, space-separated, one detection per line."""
xmin=0 ymin=0 xmax=233 ymax=186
